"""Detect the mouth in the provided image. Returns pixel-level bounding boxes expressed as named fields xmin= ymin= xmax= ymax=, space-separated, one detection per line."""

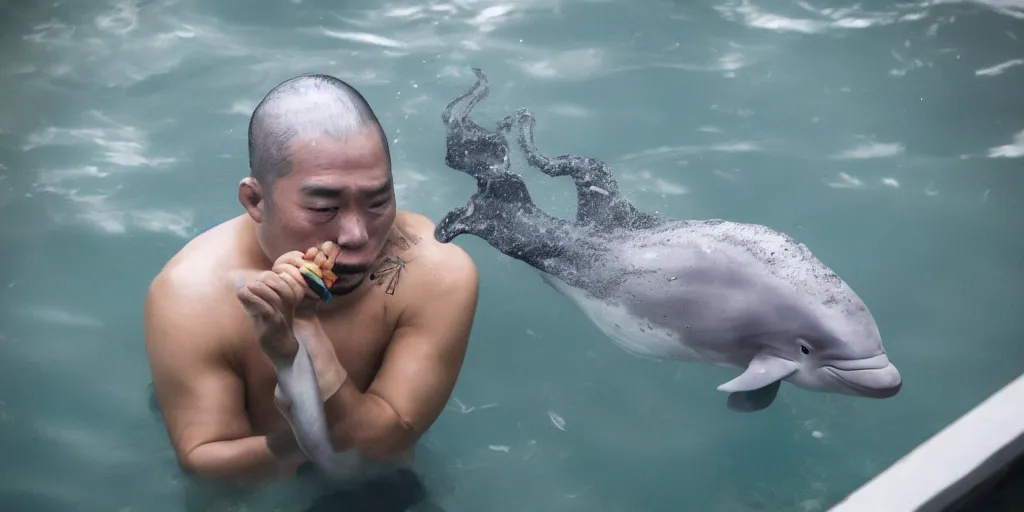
xmin=332 ymin=262 xmax=372 ymax=276
xmin=822 ymin=353 xmax=902 ymax=399
xmin=328 ymin=271 xmax=365 ymax=287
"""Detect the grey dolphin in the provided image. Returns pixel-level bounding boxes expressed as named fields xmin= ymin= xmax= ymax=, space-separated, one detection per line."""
xmin=433 ymin=68 xmax=902 ymax=412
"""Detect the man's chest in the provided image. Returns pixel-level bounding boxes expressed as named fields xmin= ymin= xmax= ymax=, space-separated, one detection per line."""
xmin=238 ymin=300 xmax=397 ymax=431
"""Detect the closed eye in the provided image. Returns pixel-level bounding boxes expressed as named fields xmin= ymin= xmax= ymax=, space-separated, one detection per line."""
xmin=308 ymin=206 xmax=337 ymax=213
xmin=367 ymin=195 xmax=391 ymax=210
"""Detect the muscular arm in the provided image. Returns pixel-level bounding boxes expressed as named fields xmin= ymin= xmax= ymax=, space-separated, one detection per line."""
xmin=144 ymin=273 xmax=305 ymax=488
xmin=321 ymin=246 xmax=479 ymax=460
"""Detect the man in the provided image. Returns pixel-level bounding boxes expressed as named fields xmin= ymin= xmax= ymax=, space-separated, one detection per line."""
xmin=144 ymin=73 xmax=479 ymax=490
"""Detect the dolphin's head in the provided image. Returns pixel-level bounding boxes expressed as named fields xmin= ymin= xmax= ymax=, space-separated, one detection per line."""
xmin=780 ymin=326 xmax=902 ymax=400
xmin=798 ymin=291 xmax=901 ymax=399
xmin=717 ymin=295 xmax=901 ymax=411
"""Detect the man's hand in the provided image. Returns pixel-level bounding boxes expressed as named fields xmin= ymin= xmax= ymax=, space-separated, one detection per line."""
xmin=269 ymin=251 xmax=322 ymax=320
xmin=273 ymin=242 xmax=342 ymax=319
xmin=303 ymin=241 xmax=342 ymax=273
xmin=236 ymin=253 xmax=313 ymax=361
xmin=237 ymin=242 xmax=343 ymax=363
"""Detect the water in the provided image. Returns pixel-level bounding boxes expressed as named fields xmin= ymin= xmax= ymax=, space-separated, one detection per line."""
xmin=1 ymin=0 xmax=1022 ymax=510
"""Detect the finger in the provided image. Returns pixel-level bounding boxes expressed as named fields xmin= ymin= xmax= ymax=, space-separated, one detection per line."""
xmin=270 ymin=261 xmax=320 ymax=302
xmin=250 ymin=278 xmax=288 ymax=313
xmin=237 ymin=287 xmax=275 ymax=319
xmin=321 ymin=241 xmax=341 ymax=269
xmin=278 ymin=270 xmax=315 ymax=300
xmin=304 ymin=246 xmax=319 ymax=261
xmin=271 ymin=250 xmax=307 ymax=271
xmin=274 ymin=265 xmax=309 ymax=296
xmin=272 ymin=271 xmax=312 ymax=306
xmin=313 ymin=250 xmax=328 ymax=269
xmin=277 ymin=250 xmax=307 ymax=262
xmin=272 ymin=253 xmax=312 ymax=274
xmin=238 ymin=283 xmax=270 ymax=311
xmin=263 ymin=272 xmax=297 ymax=301
xmin=321 ymin=241 xmax=339 ymax=258
xmin=272 ymin=257 xmax=320 ymax=298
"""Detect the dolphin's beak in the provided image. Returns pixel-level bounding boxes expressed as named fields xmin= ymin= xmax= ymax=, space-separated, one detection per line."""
xmin=822 ymin=353 xmax=902 ymax=398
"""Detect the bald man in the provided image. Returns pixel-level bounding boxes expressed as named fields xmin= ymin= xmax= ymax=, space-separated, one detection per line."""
xmin=144 ymin=74 xmax=479 ymax=490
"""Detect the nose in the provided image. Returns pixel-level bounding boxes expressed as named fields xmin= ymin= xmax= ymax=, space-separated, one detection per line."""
xmin=823 ymin=354 xmax=902 ymax=399
xmin=335 ymin=211 xmax=369 ymax=250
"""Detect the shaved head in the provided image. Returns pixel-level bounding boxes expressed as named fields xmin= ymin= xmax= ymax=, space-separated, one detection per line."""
xmin=247 ymin=74 xmax=390 ymax=193
xmin=239 ymin=73 xmax=397 ymax=279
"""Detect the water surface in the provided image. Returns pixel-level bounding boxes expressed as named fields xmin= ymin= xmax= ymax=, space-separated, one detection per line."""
xmin=1 ymin=0 xmax=1023 ymax=510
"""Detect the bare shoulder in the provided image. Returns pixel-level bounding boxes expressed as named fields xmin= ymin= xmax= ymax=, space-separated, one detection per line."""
xmin=389 ymin=210 xmax=478 ymax=293
xmin=380 ymin=209 xmax=479 ymax=305
xmin=144 ymin=217 xmax=259 ymax=466
xmin=145 ymin=217 xmax=250 ymax=356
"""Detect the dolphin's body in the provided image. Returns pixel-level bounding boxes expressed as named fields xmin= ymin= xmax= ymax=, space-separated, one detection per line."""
xmin=433 ymin=68 xmax=902 ymax=411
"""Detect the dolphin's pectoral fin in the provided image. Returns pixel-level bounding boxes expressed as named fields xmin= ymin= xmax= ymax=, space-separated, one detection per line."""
xmin=717 ymin=353 xmax=799 ymax=393
xmin=726 ymin=381 xmax=782 ymax=412
xmin=497 ymin=107 xmax=662 ymax=231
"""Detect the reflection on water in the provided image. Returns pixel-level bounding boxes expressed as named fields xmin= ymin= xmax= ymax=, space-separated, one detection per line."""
xmin=1 ymin=0 xmax=1023 ymax=510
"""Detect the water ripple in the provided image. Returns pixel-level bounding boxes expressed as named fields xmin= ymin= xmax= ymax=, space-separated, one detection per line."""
xmin=987 ymin=129 xmax=1024 ymax=158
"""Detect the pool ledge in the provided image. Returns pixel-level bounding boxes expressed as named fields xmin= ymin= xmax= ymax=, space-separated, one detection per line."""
xmin=830 ymin=371 xmax=1024 ymax=512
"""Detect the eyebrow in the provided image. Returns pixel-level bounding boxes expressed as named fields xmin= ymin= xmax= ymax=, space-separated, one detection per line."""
xmin=300 ymin=178 xmax=392 ymax=199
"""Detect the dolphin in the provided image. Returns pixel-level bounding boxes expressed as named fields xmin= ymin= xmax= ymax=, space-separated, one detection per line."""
xmin=433 ymin=68 xmax=902 ymax=412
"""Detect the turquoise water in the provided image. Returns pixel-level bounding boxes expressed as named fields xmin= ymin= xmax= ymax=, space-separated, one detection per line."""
xmin=2 ymin=0 xmax=1023 ymax=510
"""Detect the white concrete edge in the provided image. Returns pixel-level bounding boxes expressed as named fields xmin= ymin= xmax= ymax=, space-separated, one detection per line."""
xmin=829 ymin=371 xmax=1024 ymax=512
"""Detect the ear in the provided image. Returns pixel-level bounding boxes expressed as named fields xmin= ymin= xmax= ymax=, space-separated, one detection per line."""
xmin=239 ymin=177 xmax=265 ymax=223
xmin=717 ymin=353 xmax=799 ymax=393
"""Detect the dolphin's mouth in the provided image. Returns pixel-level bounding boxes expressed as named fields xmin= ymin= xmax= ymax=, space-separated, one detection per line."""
xmin=822 ymin=353 xmax=902 ymax=399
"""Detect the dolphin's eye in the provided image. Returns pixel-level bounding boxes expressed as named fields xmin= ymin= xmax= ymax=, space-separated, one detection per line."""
xmin=796 ymin=338 xmax=812 ymax=354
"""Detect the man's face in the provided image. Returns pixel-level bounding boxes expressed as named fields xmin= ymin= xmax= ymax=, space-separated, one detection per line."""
xmin=259 ymin=125 xmax=396 ymax=295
